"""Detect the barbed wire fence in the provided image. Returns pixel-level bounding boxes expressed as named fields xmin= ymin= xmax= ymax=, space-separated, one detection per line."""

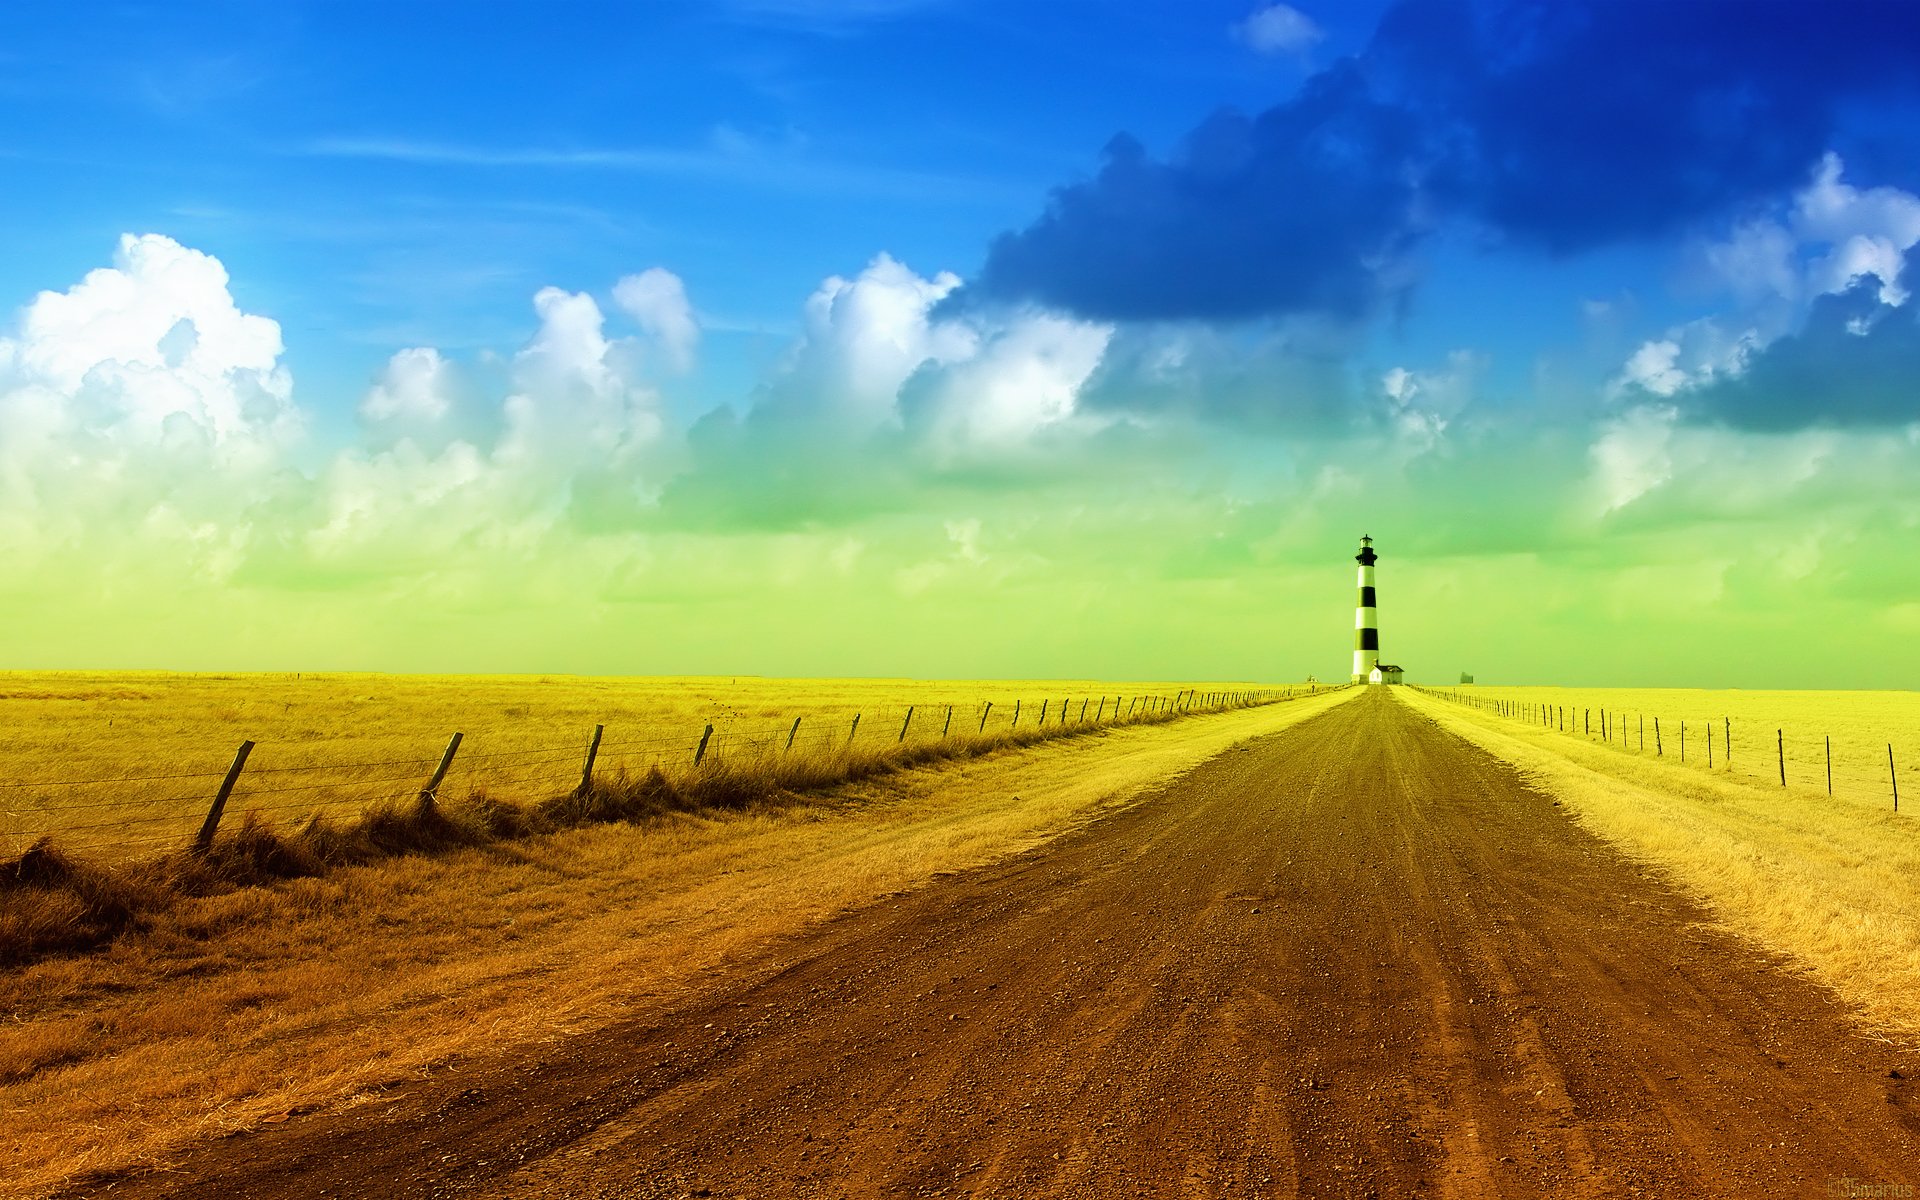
xmin=2 ymin=684 xmax=1331 ymax=863
xmin=1412 ymin=686 xmax=1911 ymax=813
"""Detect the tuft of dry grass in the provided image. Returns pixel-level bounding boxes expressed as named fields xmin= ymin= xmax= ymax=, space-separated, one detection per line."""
xmin=1401 ymin=685 xmax=1920 ymax=1047
xmin=0 ymin=686 xmax=1358 ymax=1199
xmin=0 ymin=842 xmax=166 ymax=965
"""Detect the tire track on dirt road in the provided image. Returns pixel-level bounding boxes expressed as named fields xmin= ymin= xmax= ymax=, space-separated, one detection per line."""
xmin=84 ymin=689 xmax=1920 ymax=1198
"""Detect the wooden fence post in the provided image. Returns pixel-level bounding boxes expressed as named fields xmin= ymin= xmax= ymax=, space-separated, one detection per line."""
xmin=1012 ymin=700 xmax=1021 ymax=727
xmin=577 ymin=724 xmax=604 ymax=795
xmin=694 ymin=723 xmax=714 ymax=765
xmin=979 ymin=702 xmax=993 ymax=733
xmin=1777 ymin=729 xmax=1785 ymax=786
xmin=847 ymin=714 xmax=861 ymax=746
xmin=1654 ymin=717 xmax=1662 ymax=756
xmin=898 ymin=706 xmax=914 ymax=743
xmin=1891 ymin=744 xmax=1900 ymax=812
xmin=1096 ymin=696 xmax=1107 ymax=721
xmin=420 ymin=732 xmax=463 ymax=809
xmin=193 ymin=740 xmax=255 ymax=853
xmin=787 ymin=716 xmax=802 ymax=750
xmin=1079 ymin=698 xmax=1088 ymax=723
xmin=1826 ymin=735 xmax=1832 ymax=794
xmin=1725 ymin=717 xmax=1731 ymax=765
xmin=1707 ymin=722 xmax=1713 ymax=768
xmin=943 ymin=706 xmax=953 ymax=737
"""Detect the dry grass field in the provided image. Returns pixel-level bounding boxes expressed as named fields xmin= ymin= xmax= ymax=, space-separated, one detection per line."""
xmin=0 ymin=672 xmax=1296 ymax=861
xmin=1440 ymin=684 xmax=1920 ymax=804
xmin=1404 ymin=684 xmax=1920 ymax=1045
xmin=0 ymin=684 xmax=1354 ymax=1198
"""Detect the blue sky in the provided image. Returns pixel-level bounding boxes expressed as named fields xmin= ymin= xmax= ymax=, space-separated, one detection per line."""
xmin=7 ymin=3 xmax=1451 ymax=413
xmin=4 ymin=1 xmax=1920 ymax=684
xmin=1 ymin=2 xmax=1379 ymax=410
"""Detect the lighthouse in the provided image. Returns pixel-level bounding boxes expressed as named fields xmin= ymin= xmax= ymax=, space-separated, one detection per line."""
xmin=1352 ymin=535 xmax=1379 ymax=683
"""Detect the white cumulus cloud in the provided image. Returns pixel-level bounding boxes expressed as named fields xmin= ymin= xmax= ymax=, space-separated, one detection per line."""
xmin=776 ymin=253 xmax=976 ymax=433
xmin=0 ymin=233 xmax=301 ymax=576
xmin=318 ymin=283 xmax=674 ymax=569
xmin=0 ymin=232 xmax=295 ymax=452
xmin=1589 ymin=404 xmax=1677 ymax=514
xmin=1794 ymin=153 xmax=1920 ymax=305
xmin=1610 ymin=319 xmax=1762 ymax=400
xmin=1697 ymin=153 xmax=1920 ymax=311
xmin=769 ymin=254 xmax=1116 ymax=459
xmin=905 ymin=312 xmax=1113 ymax=461
xmin=1644 ymin=154 xmax=1920 ymax=406
xmin=1235 ymin=3 xmax=1323 ymax=54
xmin=613 ymin=267 xmax=700 ymax=373
xmin=497 ymin=285 xmax=665 ymax=475
xmin=1378 ymin=351 xmax=1479 ymax=444
xmin=360 ymin=346 xmax=456 ymax=431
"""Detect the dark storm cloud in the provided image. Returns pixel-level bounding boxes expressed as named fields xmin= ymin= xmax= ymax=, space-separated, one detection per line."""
xmin=959 ymin=0 xmax=1920 ymax=322
xmin=1400 ymin=0 xmax=1920 ymax=251
xmin=1682 ymin=249 xmax=1920 ymax=431
xmin=965 ymin=62 xmax=1426 ymax=322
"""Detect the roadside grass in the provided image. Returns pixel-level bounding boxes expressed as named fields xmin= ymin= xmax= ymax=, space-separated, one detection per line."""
xmin=0 ymin=687 xmax=1357 ymax=1199
xmin=1400 ymin=685 xmax=1920 ymax=1047
xmin=1439 ymin=684 xmax=1920 ymax=804
xmin=1 ymin=686 xmax=1290 ymax=967
xmin=0 ymin=672 xmax=1290 ymax=861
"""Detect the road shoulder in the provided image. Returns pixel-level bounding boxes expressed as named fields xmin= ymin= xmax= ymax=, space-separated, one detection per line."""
xmin=1398 ymin=684 xmax=1920 ymax=1047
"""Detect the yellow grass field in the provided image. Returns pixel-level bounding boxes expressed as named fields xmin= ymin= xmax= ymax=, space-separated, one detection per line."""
xmin=1404 ymin=684 xmax=1920 ymax=1046
xmin=1440 ymin=684 xmax=1920 ymax=807
xmin=0 ymin=685 xmax=1355 ymax=1198
xmin=0 ymin=672 xmax=1306 ymax=861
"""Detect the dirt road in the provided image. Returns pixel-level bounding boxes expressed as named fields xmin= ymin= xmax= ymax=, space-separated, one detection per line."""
xmin=87 ymin=689 xmax=1920 ymax=1198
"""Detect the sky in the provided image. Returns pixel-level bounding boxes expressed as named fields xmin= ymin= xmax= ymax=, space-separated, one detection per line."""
xmin=4 ymin=0 xmax=1920 ymax=686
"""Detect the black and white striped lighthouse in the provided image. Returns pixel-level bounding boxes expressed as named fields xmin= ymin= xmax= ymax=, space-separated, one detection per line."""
xmin=1352 ymin=535 xmax=1380 ymax=683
